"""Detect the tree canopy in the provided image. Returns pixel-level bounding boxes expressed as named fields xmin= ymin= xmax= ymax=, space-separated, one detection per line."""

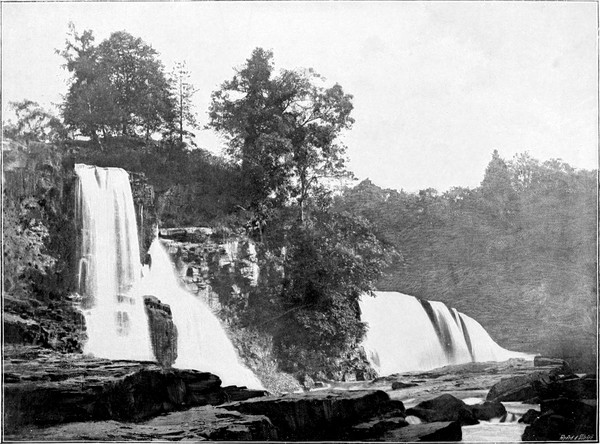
xmin=58 ymin=24 xmax=175 ymax=141
xmin=208 ymin=48 xmax=354 ymax=220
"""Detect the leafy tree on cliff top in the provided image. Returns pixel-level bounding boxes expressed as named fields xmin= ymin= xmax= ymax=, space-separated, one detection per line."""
xmin=207 ymin=48 xmax=354 ymax=222
xmin=58 ymin=24 xmax=176 ymax=141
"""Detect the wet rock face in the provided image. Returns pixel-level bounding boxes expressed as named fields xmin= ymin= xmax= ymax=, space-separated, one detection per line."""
xmin=143 ymin=295 xmax=178 ymax=367
xmin=3 ymin=346 xmax=266 ymax=433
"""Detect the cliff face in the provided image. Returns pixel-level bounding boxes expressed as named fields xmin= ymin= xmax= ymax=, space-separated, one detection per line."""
xmin=158 ymin=227 xmax=259 ymax=312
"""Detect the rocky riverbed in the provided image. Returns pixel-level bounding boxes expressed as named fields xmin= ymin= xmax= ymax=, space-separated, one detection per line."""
xmin=4 ymin=346 xmax=597 ymax=441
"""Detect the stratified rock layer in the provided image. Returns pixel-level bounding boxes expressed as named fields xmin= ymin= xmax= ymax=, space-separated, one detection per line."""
xmin=221 ymin=389 xmax=392 ymax=440
xmin=143 ymin=295 xmax=178 ymax=367
xmin=5 ymin=406 xmax=278 ymax=441
xmin=3 ymin=346 xmax=265 ymax=433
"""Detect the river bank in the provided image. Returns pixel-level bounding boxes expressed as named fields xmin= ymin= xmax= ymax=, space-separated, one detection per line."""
xmin=4 ymin=345 xmax=596 ymax=441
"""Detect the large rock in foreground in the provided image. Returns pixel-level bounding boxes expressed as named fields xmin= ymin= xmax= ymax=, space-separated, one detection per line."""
xmin=406 ymin=394 xmax=478 ymax=425
xmin=221 ymin=389 xmax=393 ymax=440
xmin=5 ymin=406 xmax=278 ymax=441
xmin=3 ymin=346 xmax=265 ymax=432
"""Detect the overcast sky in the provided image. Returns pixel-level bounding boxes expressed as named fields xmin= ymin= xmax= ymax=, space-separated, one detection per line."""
xmin=2 ymin=1 xmax=597 ymax=192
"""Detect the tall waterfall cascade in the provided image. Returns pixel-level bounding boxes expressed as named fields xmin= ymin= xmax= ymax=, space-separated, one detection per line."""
xmin=74 ymin=164 xmax=263 ymax=389
xmin=360 ymin=291 xmax=533 ymax=375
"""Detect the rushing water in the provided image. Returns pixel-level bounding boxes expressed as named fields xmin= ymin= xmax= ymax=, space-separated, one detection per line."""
xmin=138 ymin=239 xmax=263 ymax=389
xmin=75 ymin=164 xmax=262 ymax=389
xmin=360 ymin=291 xmax=532 ymax=374
xmin=75 ymin=164 xmax=154 ymax=361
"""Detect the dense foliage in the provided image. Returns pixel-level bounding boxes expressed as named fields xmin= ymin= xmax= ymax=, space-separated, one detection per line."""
xmin=208 ymin=48 xmax=354 ymax=222
xmin=204 ymin=48 xmax=392 ymax=377
xmin=58 ymin=24 xmax=176 ymax=141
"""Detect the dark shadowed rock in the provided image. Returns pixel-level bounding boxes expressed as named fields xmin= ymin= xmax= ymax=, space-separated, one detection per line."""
xmin=221 ymin=389 xmax=391 ymax=440
xmin=522 ymin=413 xmax=576 ymax=441
xmin=406 ymin=394 xmax=478 ymax=425
xmin=519 ymin=408 xmax=541 ymax=424
xmin=5 ymin=406 xmax=278 ymax=441
xmin=143 ymin=295 xmax=178 ymax=367
xmin=542 ymin=376 xmax=597 ymax=400
xmin=522 ymin=397 xmax=597 ymax=441
xmin=469 ymin=400 xmax=506 ymax=420
xmin=3 ymin=313 xmax=49 ymax=346
xmin=534 ymin=356 xmax=573 ymax=374
xmin=3 ymin=346 xmax=266 ymax=433
xmin=392 ymin=381 xmax=419 ymax=390
xmin=383 ymin=421 xmax=462 ymax=442
xmin=486 ymin=371 xmax=556 ymax=402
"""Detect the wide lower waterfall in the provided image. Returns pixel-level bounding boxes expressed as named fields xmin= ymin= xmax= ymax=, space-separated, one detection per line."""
xmin=360 ymin=291 xmax=532 ymax=375
xmin=75 ymin=164 xmax=262 ymax=389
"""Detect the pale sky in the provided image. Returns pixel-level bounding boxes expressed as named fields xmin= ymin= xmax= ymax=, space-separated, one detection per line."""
xmin=2 ymin=1 xmax=597 ymax=192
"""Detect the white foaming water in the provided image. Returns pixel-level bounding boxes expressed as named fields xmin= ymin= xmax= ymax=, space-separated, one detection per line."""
xmin=137 ymin=239 xmax=263 ymax=389
xmin=75 ymin=164 xmax=262 ymax=389
xmin=75 ymin=164 xmax=154 ymax=361
xmin=360 ymin=291 xmax=532 ymax=375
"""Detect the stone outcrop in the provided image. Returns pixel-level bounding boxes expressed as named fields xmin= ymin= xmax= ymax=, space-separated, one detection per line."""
xmin=221 ymin=389 xmax=394 ymax=440
xmin=3 ymin=346 xmax=266 ymax=433
xmin=143 ymin=295 xmax=178 ymax=367
xmin=158 ymin=227 xmax=260 ymax=310
xmin=3 ymin=294 xmax=85 ymax=353
xmin=5 ymin=406 xmax=278 ymax=441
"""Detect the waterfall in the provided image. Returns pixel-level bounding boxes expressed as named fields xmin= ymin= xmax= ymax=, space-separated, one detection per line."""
xmin=138 ymin=240 xmax=263 ymax=389
xmin=75 ymin=164 xmax=154 ymax=361
xmin=360 ymin=291 xmax=532 ymax=375
xmin=75 ymin=164 xmax=263 ymax=389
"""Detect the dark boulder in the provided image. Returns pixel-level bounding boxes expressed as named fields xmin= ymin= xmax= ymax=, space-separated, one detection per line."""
xmin=406 ymin=394 xmax=478 ymax=425
xmin=383 ymin=421 xmax=462 ymax=442
xmin=221 ymin=389 xmax=392 ymax=440
xmin=143 ymin=295 xmax=178 ymax=367
xmin=486 ymin=371 xmax=556 ymax=402
xmin=469 ymin=401 xmax=506 ymax=421
xmin=519 ymin=409 xmax=541 ymax=424
xmin=522 ymin=413 xmax=576 ymax=441
xmin=522 ymin=398 xmax=597 ymax=441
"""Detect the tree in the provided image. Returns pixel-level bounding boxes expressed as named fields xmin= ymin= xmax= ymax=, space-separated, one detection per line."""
xmin=208 ymin=48 xmax=354 ymax=221
xmin=169 ymin=61 xmax=200 ymax=145
xmin=3 ymin=100 xmax=66 ymax=145
xmin=58 ymin=25 xmax=175 ymax=140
